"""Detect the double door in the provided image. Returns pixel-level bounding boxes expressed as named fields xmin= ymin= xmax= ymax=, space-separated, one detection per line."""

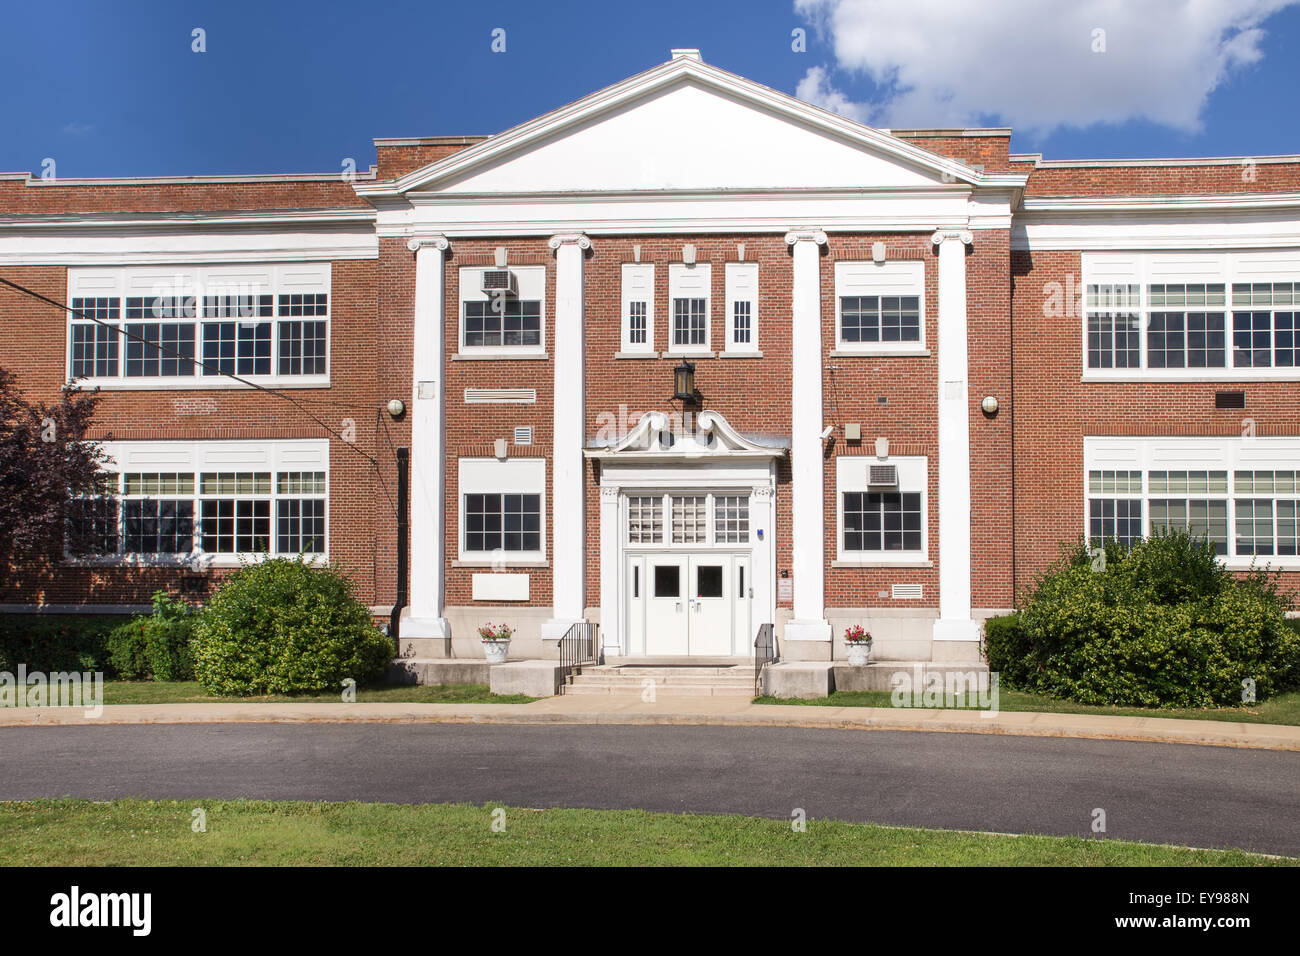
xmin=628 ymin=552 xmax=751 ymax=656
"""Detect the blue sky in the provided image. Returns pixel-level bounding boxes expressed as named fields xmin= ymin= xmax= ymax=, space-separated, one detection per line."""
xmin=2 ymin=0 xmax=1298 ymax=178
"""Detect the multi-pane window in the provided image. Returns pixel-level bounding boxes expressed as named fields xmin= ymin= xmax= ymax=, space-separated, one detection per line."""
xmin=673 ymin=298 xmax=708 ymax=347
xmin=839 ymin=295 xmax=921 ymax=344
xmin=464 ymin=298 xmax=542 ymax=348
xmin=671 ymin=495 xmax=708 ymax=544
xmin=200 ymin=472 xmax=272 ymax=554
xmin=714 ymin=496 xmax=750 ymax=543
xmin=67 ymin=474 xmax=119 ymax=556
xmin=1085 ymin=285 xmax=1141 ymax=370
xmin=627 ymin=495 xmax=663 ymax=544
xmin=463 ymin=493 xmax=541 ymax=552
xmin=1232 ymin=283 xmax=1297 ymax=368
xmin=1148 ymin=470 xmax=1229 ymax=555
xmin=627 ymin=301 xmax=648 ymax=346
xmin=121 ymin=472 xmax=195 ymax=553
xmin=276 ymin=472 xmax=326 ymax=555
xmin=842 ymin=492 xmax=922 ymax=552
xmin=732 ymin=301 xmax=752 ymax=345
xmin=1146 ymin=284 xmax=1226 ymax=369
xmin=1087 ymin=470 xmax=1144 ymax=548
xmin=1235 ymin=470 xmax=1300 ymax=557
xmin=70 ymin=298 xmax=121 ymax=378
xmin=67 ymin=285 xmax=327 ymax=382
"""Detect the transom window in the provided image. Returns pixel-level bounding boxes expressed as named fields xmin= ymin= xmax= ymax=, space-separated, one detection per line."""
xmin=627 ymin=495 xmax=663 ymax=544
xmin=623 ymin=493 xmax=751 ymax=548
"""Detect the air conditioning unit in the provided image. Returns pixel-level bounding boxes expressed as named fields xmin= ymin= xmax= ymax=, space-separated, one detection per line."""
xmin=868 ymin=464 xmax=898 ymax=488
xmin=481 ymin=269 xmax=516 ymax=295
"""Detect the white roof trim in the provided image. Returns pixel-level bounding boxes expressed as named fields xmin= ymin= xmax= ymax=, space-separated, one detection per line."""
xmin=357 ymin=55 xmax=1026 ymax=198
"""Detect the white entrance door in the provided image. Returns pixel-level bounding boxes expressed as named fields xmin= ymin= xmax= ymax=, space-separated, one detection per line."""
xmin=634 ymin=552 xmax=751 ymax=656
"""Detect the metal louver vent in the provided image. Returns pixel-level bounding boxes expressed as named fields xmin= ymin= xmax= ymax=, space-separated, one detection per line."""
xmin=891 ymin=584 xmax=923 ymax=600
xmin=868 ymin=464 xmax=898 ymax=487
xmin=513 ymin=426 xmax=533 ymax=446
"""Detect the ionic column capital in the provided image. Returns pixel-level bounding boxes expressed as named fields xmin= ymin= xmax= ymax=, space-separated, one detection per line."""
xmin=930 ymin=229 xmax=973 ymax=247
xmin=407 ymin=234 xmax=449 ymax=253
xmin=548 ymin=233 xmax=592 ymax=252
xmin=784 ymin=229 xmax=828 ymax=247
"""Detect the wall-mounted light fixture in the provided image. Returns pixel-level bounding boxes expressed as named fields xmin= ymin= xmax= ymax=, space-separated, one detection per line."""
xmin=386 ymin=399 xmax=406 ymax=418
xmin=981 ymin=395 xmax=999 ymax=416
xmin=673 ymin=360 xmax=698 ymax=403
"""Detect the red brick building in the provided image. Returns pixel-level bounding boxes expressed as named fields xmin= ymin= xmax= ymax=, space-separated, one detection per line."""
xmin=2 ymin=50 xmax=1298 ymax=662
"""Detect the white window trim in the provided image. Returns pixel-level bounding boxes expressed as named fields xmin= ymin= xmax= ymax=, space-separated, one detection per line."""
xmin=457 ymin=457 xmax=547 ymax=564
xmin=620 ymin=262 xmax=655 ymax=354
xmin=620 ymin=490 xmax=753 ymax=551
xmin=65 ymin=264 xmax=331 ymax=390
xmin=64 ymin=438 xmax=329 ymax=568
xmin=457 ymin=265 xmax=547 ymax=358
xmin=1081 ymin=250 xmax=1300 ymax=382
xmin=724 ymin=262 xmax=759 ymax=354
xmin=1083 ymin=435 xmax=1300 ymax=569
xmin=835 ymin=455 xmax=929 ymax=565
xmin=667 ymin=262 xmax=712 ymax=355
xmin=833 ymin=259 xmax=926 ymax=355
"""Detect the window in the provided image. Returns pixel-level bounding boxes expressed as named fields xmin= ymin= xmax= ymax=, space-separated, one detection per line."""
xmin=840 ymin=295 xmax=921 ymax=344
xmin=673 ymin=298 xmax=707 ymax=347
xmin=834 ymin=260 xmax=925 ymax=352
xmin=464 ymin=299 xmax=541 ymax=348
xmin=714 ymin=496 xmax=749 ymax=543
xmin=459 ymin=266 xmax=546 ymax=354
xmin=671 ymin=495 xmax=708 ymax=543
xmin=67 ymin=440 xmax=329 ymax=563
xmin=1085 ymin=285 xmax=1140 ymax=369
xmin=1148 ymin=470 xmax=1229 ymax=555
xmin=66 ymin=265 xmax=330 ymax=385
xmin=627 ymin=495 xmax=663 ymax=544
xmin=1087 ymin=470 xmax=1143 ymax=548
xmin=621 ymin=263 xmax=654 ymax=353
xmin=464 ymin=493 xmax=541 ymax=553
xmin=1082 ymin=254 xmax=1300 ymax=379
xmin=1235 ymin=470 xmax=1300 ymax=556
xmin=836 ymin=454 xmax=928 ymax=561
xmin=843 ymin=492 xmax=922 ymax=552
xmin=725 ymin=262 xmax=758 ymax=353
xmin=668 ymin=263 xmax=710 ymax=352
xmin=457 ymin=457 xmax=546 ymax=561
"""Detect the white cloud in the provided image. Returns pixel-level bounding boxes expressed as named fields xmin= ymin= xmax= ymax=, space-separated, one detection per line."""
xmin=793 ymin=0 xmax=1297 ymax=132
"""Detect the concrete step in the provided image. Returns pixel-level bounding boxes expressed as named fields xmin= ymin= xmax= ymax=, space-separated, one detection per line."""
xmin=570 ymin=673 xmax=753 ymax=686
xmin=563 ymin=683 xmax=755 ymax=697
xmin=581 ymin=666 xmax=752 ymax=678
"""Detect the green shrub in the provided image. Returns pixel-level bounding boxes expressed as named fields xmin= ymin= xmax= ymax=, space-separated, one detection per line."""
xmin=106 ymin=617 xmax=149 ymax=680
xmin=0 ymin=614 xmax=121 ymax=673
xmin=142 ymin=591 xmax=197 ymax=681
xmin=1009 ymin=529 xmax=1300 ymax=707
xmin=193 ymin=557 xmax=392 ymax=696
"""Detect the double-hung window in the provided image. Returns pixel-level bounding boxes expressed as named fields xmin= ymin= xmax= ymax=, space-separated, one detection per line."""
xmin=724 ymin=262 xmax=759 ymax=353
xmin=668 ymin=262 xmax=711 ymax=353
xmin=459 ymin=266 xmax=545 ymax=356
xmin=621 ymin=263 xmax=655 ymax=354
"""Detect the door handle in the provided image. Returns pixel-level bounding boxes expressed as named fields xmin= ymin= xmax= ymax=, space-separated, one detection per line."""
xmin=675 ymin=601 xmax=682 ymax=612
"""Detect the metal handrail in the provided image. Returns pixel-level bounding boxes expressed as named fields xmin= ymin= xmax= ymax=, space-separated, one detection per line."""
xmin=557 ymin=620 xmax=600 ymax=690
xmin=754 ymin=622 xmax=776 ymax=697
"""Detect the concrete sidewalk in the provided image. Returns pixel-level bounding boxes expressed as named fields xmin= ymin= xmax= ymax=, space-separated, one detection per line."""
xmin=0 ymin=696 xmax=1297 ymax=751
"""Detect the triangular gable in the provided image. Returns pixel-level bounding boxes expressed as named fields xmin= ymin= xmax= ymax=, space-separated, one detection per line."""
xmin=358 ymin=54 xmax=997 ymax=199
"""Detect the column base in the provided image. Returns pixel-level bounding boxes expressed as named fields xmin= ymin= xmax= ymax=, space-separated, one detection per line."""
xmin=932 ymin=617 xmax=980 ymax=643
xmin=398 ymin=608 xmax=451 ymax=640
xmin=784 ymin=619 xmax=832 ymax=643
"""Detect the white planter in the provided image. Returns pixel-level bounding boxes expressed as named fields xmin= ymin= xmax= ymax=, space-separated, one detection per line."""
xmin=482 ymin=638 xmax=510 ymax=663
xmin=846 ymin=641 xmax=873 ymax=666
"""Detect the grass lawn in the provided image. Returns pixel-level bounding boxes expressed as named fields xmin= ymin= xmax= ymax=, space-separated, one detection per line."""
xmin=101 ymin=681 xmax=536 ymax=705
xmin=0 ymin=799 xmax=1290 ymax=866
xmin=756 ymin=687 xmax=1300 ymax=726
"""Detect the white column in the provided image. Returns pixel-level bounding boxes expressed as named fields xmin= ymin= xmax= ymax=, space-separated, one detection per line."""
xmin=783 ymin=229 xmax=832 ymax=645
xmin=931 ymin=229 xmax=979 ymax=643
xmin=598 ymin=484 xmax=621 ymax=655
xmin=542 ymin=233 xmax=591 ymax=640
xmin=402 ymin=235 xmax=451 ymax=640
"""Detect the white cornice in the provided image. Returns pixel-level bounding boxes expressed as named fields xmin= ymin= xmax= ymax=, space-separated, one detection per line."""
xmin=3 ymin=171 xmax=376 ymax=186
xmin=356 ymin=56 xmax=1027 ymax=199
xmin=1021 ymin=192 xmax=1300 ymax=213
xmin=0 ymin=208 xmax=376 ymax=230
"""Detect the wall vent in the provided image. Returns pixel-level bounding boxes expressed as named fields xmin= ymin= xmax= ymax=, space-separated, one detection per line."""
xmin=891 ymin=584 xmax=923 ymax=600
xmin=868 ymin=464 xmax=898 ymax=487
xmin=1215 ymin=390 xmax=1245 ymax=409
xmin=464 ymin=388 xmax=536 ymax=404
xmin=513 ymin=426 xmax=533 ymax=446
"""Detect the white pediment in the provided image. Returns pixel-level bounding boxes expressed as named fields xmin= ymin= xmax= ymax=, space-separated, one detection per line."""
xmin=364 ymin=56 xmax=991 ymax=201
xmin=586 ymin=410 xmax=787 ymax=461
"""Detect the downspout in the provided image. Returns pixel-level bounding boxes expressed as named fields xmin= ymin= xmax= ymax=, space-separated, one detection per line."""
xmin=391 ymin=446 xmax=410 ymax=653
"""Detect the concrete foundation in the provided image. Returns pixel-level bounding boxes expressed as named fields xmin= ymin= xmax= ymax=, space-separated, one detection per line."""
xmin=763 ymin=661 xmax=834 ymax=698
xmin=489 ymin=660 xmax=565 ymax=698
